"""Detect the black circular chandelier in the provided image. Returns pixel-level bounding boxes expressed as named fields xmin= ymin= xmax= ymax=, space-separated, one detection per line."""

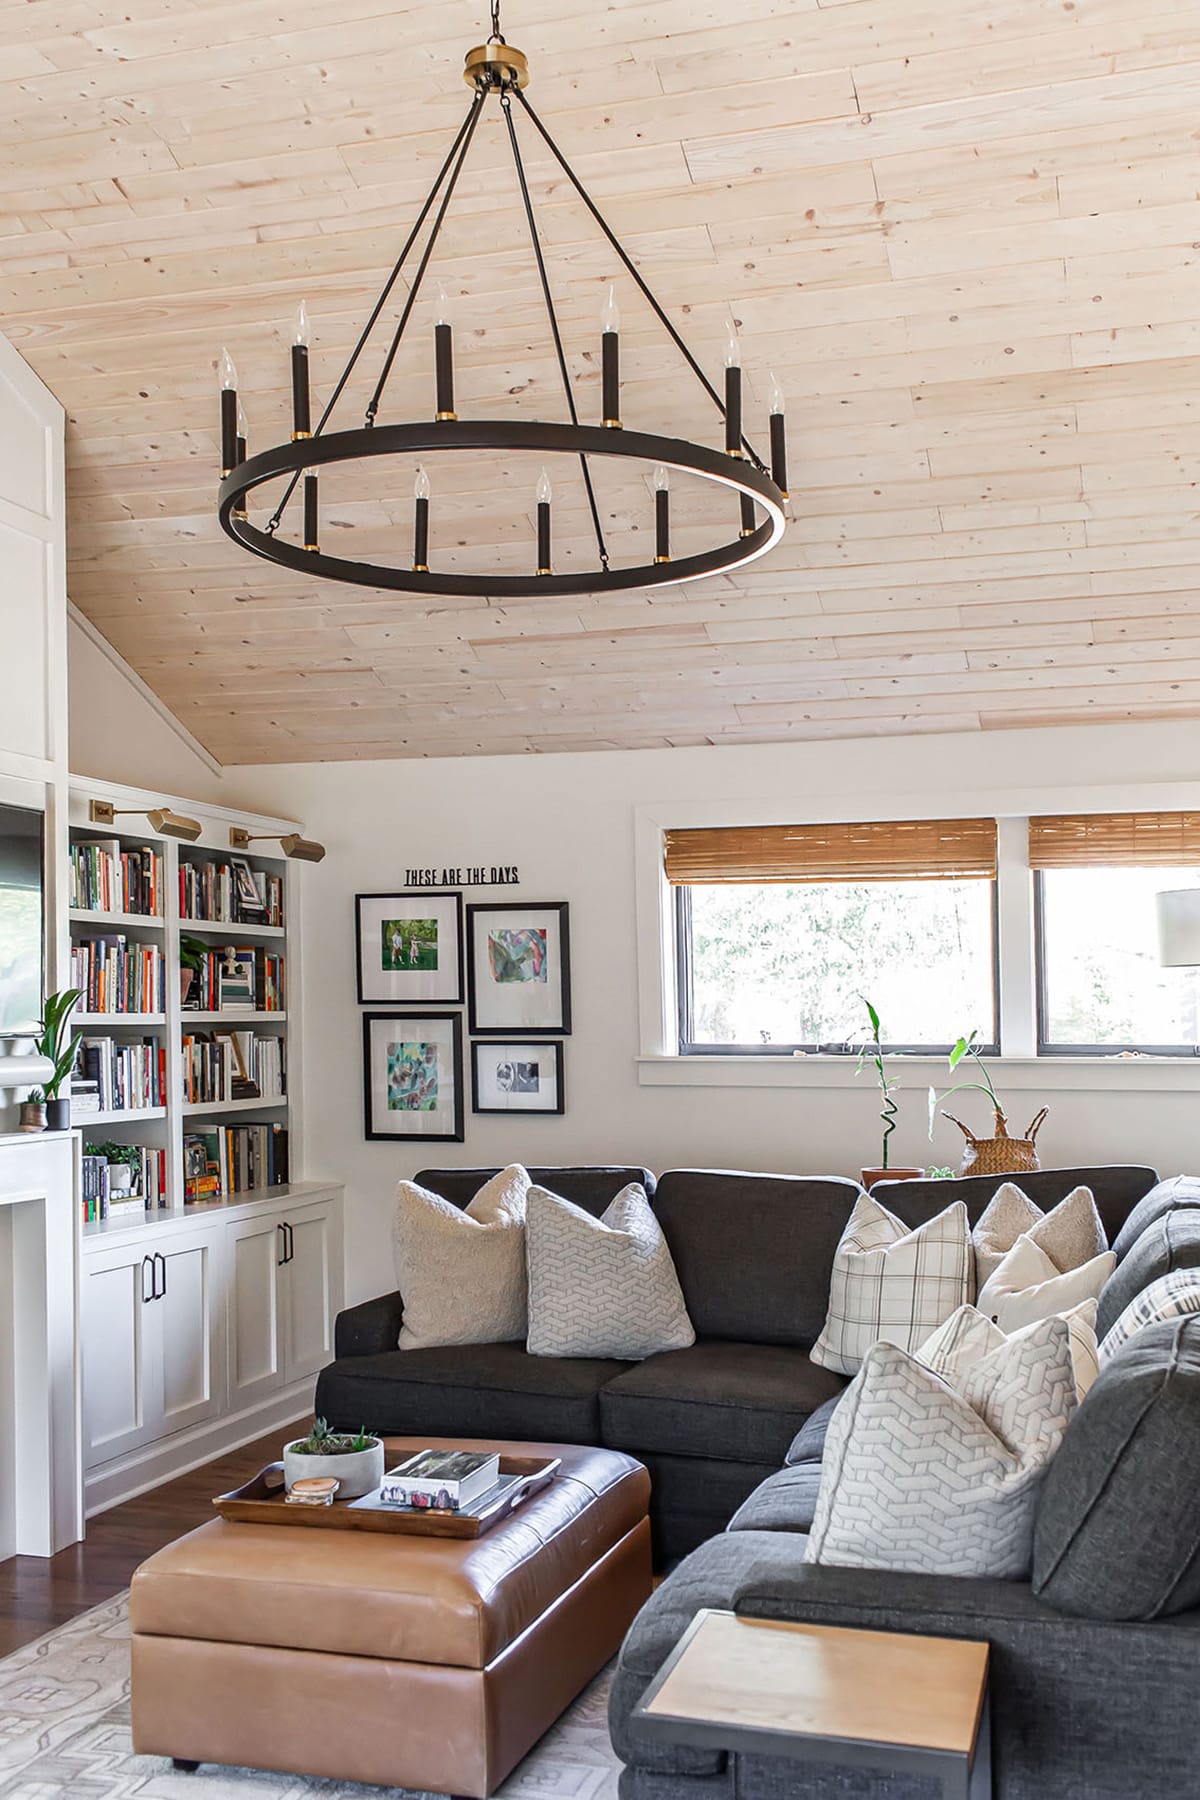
xmin=216 ymin=4 xmax=790 ymax=600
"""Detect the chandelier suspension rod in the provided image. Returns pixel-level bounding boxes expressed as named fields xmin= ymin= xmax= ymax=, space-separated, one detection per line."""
xmin=512 ymin=84 xmax=768 ymax=475
xmin=265 ymin=86 xmax=484 ymax=536
xmin=501 ymin=92 xmax=610 ymax=571
xmin=364 ymin=86 xmax=487 ymax=427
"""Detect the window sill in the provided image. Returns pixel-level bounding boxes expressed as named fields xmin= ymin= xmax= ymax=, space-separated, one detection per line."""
xmin=637 ymin=1055 xmax=1200 ymax=1093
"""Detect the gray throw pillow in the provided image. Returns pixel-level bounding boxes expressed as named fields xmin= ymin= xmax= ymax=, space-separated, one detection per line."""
xmin=1033 ymin=1315 xmax=1200 ymax=1619
xmin=1111 ymin=1176 xmax=1200 ymax=1260
xmin=525 ymin=1182 xmax=695 ymax=1360
xmin=1098 ymin=1209 xmax=1200 ymax=1341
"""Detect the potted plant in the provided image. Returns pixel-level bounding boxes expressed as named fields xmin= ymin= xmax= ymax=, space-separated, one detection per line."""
xmin=18 ymin=1091 xmax=46 ymax=1132
xmin=37 ymin=988 xmax=83 ymax=1131
xmin=179 ymin=936 xmax=207 ymax=1007
xmin=856 ymin=998 xmax=923 ymax=1189
xmin=929 ymin=1029 xmax=1048 ymax=1177
xmin=283 ymin=1418 xmax=384 ymax=1499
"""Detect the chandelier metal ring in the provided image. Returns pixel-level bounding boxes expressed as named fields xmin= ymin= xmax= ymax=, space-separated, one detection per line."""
xmin=219 ymin=420 xmax=786 ymax=597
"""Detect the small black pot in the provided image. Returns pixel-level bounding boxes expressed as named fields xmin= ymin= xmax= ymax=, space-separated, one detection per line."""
xmin=45 ymin=1097 xmax=71 ymax=1131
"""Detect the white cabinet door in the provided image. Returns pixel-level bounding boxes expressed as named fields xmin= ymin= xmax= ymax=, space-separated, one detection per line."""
xmin=158 ymin=1226 xmax=225 ymax=1437
xmin=283 ymin=1202 xmax=339 ymax=1385
xmin=227 ymin=1211 xmax=287 ymax=1411
xmin=81 ymin=1244 xmax=156 ymax=1467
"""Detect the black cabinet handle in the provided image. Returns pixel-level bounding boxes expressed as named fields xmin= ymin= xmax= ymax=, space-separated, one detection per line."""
xmin=141 ymin=1255 xmax=154 ymax=1303
xmin=155 ymin=1252 xmax=167 ymax=1299
xmin=284 ymin=1222 xmax=295 ymax=1264
xmin=277 ymin=1222 xmax=288 ymax=1267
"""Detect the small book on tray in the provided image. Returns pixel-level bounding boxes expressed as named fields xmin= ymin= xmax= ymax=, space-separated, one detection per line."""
xmin=379 ymin=1448 xmax=501 ymax=1512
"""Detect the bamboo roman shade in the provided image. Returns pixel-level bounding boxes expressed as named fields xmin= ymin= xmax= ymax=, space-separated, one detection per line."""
xmin=663 ymin=818 xmax=998 ymax=885
xmin=1029 ymin=812 xmax=1200 ymax=869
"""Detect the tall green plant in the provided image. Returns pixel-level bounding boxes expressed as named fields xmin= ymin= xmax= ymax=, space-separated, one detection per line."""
xmin=928 ymin=1028 xmax=1000 ymax=1138
xmin=856 ymin=997 xmax=898 ymax=1171
xmin=37 ymin=988 xmax=83 ymax=1101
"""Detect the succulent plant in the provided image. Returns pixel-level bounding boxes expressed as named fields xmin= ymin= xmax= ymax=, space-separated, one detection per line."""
xmin=290 ymin=1417 xmax=377 ymax=1456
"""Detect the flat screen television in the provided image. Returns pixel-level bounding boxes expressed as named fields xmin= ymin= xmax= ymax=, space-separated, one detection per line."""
xmin=0 ymin=804 xmax=43 ymax=1035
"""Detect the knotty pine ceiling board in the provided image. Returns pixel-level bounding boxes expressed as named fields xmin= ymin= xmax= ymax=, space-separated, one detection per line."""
xmin=4 ymin=0 xmax=1200 ymax=761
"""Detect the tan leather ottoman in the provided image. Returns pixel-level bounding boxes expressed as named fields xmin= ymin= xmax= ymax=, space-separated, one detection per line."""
xmin=130 ymin=1436 xmax=652 ymax=1796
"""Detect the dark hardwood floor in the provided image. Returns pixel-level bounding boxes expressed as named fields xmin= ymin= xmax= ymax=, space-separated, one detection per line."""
xmin=0 ymin=1419 xmax=309 ymax=1657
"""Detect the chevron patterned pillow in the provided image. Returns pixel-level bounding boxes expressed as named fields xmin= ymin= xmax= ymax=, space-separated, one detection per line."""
xmin=394 ymin=1163 xmax=530 ymax=1350
xmin=525 ymin=1182 xmax=695 ymax=1360
xmin=810 ymin=1193 xmax=973 ymax=1377
xmin=807 ymin=1312 xmax=1078 ymax=1578
xmin=1098 ymin=1269 xmax=1200 ymax=1365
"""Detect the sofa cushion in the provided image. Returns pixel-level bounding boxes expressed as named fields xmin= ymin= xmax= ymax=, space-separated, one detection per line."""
xmin=727 ymin=1463 xmax=823 ymax=1534
xmin=413 ymin=1165 xmax=656 ymax=1216
xmin=314 ymin=1341 xmax=630 ymax=1443
xmin=811 ymin=1194 xmax=973 ymax=1376
xmin=650 ymin=1170 xmax=861 ymax=1347
xmin=1033 ymin=1315 xmax=1200 ymax=1619
xmin=1098 ymin=1208 xmax=1200 ymax=1340
xmin=599 ymin=1340 xmax=844 ymax=1465
xmin=394 ymin=1164 xmax=529 ymax=1350
xmin=785 ymin=1393 xmax=845 ymax=1465
xmin=877 ymin=1164 xmax=1158 ymax=1244
xmin=1112 ymin=1175 xmax=1200 ymax=1260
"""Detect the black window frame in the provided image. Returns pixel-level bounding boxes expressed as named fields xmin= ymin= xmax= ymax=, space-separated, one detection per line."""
xmin=675 ymin=880 xmax=1000 ymax=1057
xmin=1034 ymin=868 xmax=1200 ymax=1058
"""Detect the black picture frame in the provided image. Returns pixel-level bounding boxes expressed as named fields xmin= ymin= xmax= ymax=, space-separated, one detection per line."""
xmin=355 ymin=890 xmax=464 ymax=1005
xmin=466 ymin=900 xmax=571 ymax=1036
xmin=471 ymin=1039 xmax=565 ymax=1115
xmin=362 ymin=1011 xmax=465 ymax=1142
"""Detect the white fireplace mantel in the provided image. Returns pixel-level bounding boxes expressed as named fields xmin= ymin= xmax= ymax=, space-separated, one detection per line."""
xmin=0 ymin=1130 xmax=81 ymax=1558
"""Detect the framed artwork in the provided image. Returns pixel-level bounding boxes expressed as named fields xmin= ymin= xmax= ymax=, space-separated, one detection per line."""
xmin=362 ymin=1011 xmax=464 ymax=1142
xmin=231 ymin=855 xmax=267 ymax=919
xmin=472 ymin=1039 xmax=564 ymax=1115
xmin=467 ymin=901 xmax=571 ymax=1036
xmin=355 ymin=890 xmax=464 ymax=1005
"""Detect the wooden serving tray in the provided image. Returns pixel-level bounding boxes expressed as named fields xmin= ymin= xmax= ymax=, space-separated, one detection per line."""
xmin=213 ymin=1455 xmax=561 ymax=1538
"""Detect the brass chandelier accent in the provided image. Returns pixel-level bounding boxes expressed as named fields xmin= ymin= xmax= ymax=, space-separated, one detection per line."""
xmin=215 ymin=4 xmax=789 ymax=598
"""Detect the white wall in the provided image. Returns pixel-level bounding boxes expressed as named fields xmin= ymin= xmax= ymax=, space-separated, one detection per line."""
xmin=244 ymin=717 xmax=1200 ymax=1302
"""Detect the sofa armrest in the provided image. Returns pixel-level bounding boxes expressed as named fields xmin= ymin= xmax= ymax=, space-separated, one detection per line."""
xmin=333 ymin=1290 xmax=403 ymax=1358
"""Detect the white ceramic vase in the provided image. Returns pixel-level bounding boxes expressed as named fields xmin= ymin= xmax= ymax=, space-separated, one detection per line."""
xmin=282 ymin=1436 xmax=384 ymax=1499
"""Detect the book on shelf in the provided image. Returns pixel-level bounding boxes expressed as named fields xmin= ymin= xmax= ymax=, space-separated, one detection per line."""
xmin=181 ymin=945 xmax=285 ymax=1013
xmin=179 ymin=857 xmax=285 ymax=927
xmin=379 ymin=1449 xmax=501 ymax=1512
xmin=71 ymin=838 xmax=163 ymax=917
xmin=81 ymin=1143 xmax=168 ymax=1223
xmin=183 ymin=1122 xmax=289 ymax=1200
xmin=181 ymin=1029 xmax=286 ymax=1105
xmin=70 ymin=934 xmax=164 ymax=1014
xmin=70 ymin=1080 xmax=101 ymax=1120
xmin=78 ymin=1035 xmax=166 ymax=1113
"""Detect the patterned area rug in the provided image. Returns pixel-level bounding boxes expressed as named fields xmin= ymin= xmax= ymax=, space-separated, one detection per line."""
xmin=0 ymin=1594 xmax=621 ymax=1799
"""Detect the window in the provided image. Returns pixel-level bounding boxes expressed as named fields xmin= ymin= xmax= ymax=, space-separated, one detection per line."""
xmin=1033 ymin=811 xmax=1200 ymax=1053
xmin=667 ymin=819 xmax=998 ymax=1054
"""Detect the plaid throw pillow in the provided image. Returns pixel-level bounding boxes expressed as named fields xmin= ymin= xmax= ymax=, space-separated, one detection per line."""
xmin=1098 ymin=1269 xmax=1200 ymax=1365
xmin=811 ymin=1194 xmax=973 ymax=1377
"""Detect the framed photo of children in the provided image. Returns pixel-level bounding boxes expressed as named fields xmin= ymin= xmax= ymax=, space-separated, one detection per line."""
xmin=355 ymin=890 xmax=464 ymax=1005
xmin=362 ymin=1012 xmax=464 ymax=1142
xmin=472 ymin=1040 xmax=564 ymax=1115
xmin=466 ymin=901 xmax=571 ymax=1036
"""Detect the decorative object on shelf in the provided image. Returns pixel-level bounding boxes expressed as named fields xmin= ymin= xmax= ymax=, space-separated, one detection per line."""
xmin=179 ymin=934 xmax=207 ymax=1007
xmin=37 ymin=988 xmax=83 ymax=1131
xmin=18 ymin=1096 xmax=46 ymax=1133
xmin=88 ymin=798 xmax=202 ymax=842
xmin=229 ymin=827 xmax=326 ymax=863
xmin=213 ymin=4 xmax=787 ymax=602
xmin=355 ymin=890 xmax=464 ymax=1005
xmin=217 ymin=948 xmax=256 ymax=1013
xmin=856 ymin=997 xmax=922 ymax=1190
xmin=929 ymin=1030 xmax=1047 ymax=1177
xmin=467 ymin=901 xmax=570 ymax=1036
xmin=472 ymin=1039 xmax=564 ymax=1114
xmin=362 ymin=1011 xmax=464 ymax=1142
xmin=283 ymin=1419 xmax=384 ymax=1501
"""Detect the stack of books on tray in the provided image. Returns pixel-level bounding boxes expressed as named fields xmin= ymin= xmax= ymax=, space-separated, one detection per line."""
xmin=378 ymin=1449 xmax=502 ymax=1514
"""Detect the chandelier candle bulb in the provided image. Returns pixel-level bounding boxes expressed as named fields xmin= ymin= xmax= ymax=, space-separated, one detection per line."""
xmin=536 ymin=467 xmax=552 ymax=575
xmin=654 ymin=464 xmax=670 ymax=562
xmin=768 ymin=373 xmax=788 ymax=498
xmin=413 ymin=465 xmax=431 ymax=571
xmin=434 ymin=282 xmax=457 ymax=421
xmin=601 ymin=285 xmax=621 ymax=428
xmin=303 ymin=470 xmax=319 ymax=552
xmin=218 ymin=347 xmax=238 ymax=475
xmin=291 ymin=300 xmax=312 ymax=439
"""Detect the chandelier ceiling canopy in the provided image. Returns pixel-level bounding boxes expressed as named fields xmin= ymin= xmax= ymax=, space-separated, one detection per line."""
xmin=215 ymin=4 xmax=790 ymax=600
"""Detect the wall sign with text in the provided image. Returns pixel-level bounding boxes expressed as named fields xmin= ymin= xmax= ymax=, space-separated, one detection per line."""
xmin=405 ymin=865 xmax=520 ymax=887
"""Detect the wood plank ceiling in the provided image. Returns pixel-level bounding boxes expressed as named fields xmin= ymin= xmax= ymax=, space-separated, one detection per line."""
xmin=3 ymin=0 xmax=1200 ymax=763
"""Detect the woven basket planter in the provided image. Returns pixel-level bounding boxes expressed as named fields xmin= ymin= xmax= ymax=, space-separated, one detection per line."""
xmin=944 ymin=1106 xmax=1048 ymax=1178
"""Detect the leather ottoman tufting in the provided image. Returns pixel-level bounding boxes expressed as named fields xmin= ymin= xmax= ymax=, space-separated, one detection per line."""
xmin=130 ymin=1436 xmax=652 ymax=1797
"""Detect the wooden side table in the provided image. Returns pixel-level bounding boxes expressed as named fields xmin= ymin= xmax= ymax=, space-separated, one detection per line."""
xmin=634 ymin=1609 xmax=991 ymax=1799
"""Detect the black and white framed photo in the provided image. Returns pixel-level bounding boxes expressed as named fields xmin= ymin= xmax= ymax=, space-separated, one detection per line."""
xmin=355 ymin=890 xmax=464 ymax=1005
xmin=472 ymin=1039 xmax=564 ymax=1115
xmin=362 ymin=1012 xmax=464 ymax=1142
xmin=466 ymin=901 xmax=571 ymax=1036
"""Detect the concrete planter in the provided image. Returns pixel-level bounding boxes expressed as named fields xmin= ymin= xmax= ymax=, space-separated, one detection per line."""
xmin=283 ymin=1436 xmax=384 ymax=1500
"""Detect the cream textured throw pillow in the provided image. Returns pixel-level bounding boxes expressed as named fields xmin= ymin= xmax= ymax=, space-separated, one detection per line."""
xmin=1098 ymin=1270 xmax=1200 ymax=1365
xmin=977 ymin=1234 xmax=1115 ymax=1335
xmin=973 ymin=1182 xmax=1107 ymax=1287
xmin=919 ymin=1299 xmax=1100 ymax=1400
xmin=807 ymin=1313 xmax=1077 ymax=1578
xmin=810 ymin=1194 xmax=973 ymax=1377
xmin=394 ymin=1164 xmax=530 ymax=1350
xmin=525 ymin=1182 xmax=695 ymax=1360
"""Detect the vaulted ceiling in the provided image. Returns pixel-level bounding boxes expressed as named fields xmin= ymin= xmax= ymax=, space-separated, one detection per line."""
xmin=4 ymin=0 xmax=1200 ymax=763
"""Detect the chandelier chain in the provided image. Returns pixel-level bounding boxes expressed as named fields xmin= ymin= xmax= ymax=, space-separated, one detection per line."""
xmin=491 ymin=0 xmax=503 ymax=42
xmin=502 ymin=92 xmax=610 ymax=571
